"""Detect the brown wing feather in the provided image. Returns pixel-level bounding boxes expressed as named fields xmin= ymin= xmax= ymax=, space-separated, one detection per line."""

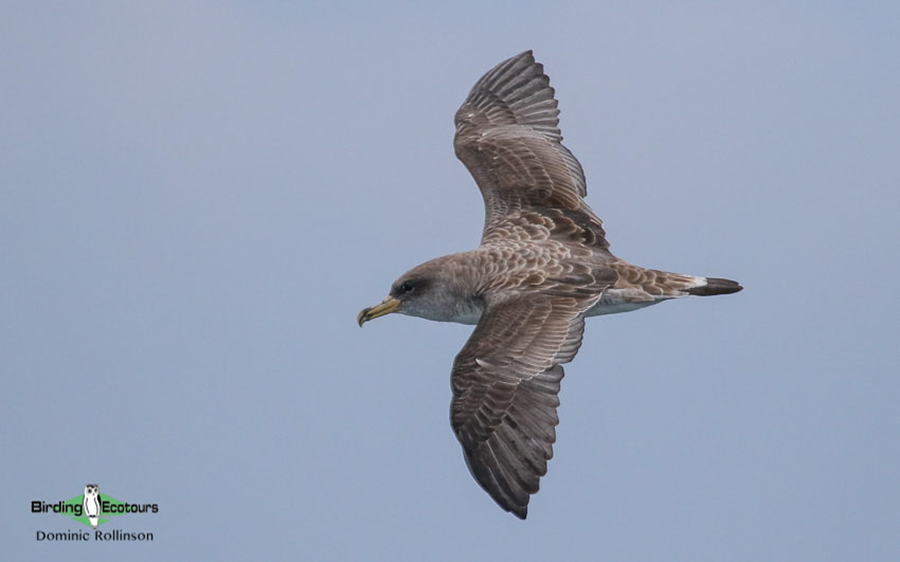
xmin=454 ymin=50 xmax=609 ymax=250
xmin=450 ymin=292 xmax=601 ymax=519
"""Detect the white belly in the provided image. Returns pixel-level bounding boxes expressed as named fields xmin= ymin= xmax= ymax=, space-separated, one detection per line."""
xmin=585 ymin=290 xmax=670 ymax=317
xmin=427 ymin=289 xmax=670 ymax=324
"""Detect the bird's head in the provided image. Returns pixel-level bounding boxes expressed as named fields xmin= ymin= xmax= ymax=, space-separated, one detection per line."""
xmin=357 ymin=256 xmax=483 ymax=326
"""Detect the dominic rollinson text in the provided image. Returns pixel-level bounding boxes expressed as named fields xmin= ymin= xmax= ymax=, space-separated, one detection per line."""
xmin=37 ymin=529 xmax=154 ymax=542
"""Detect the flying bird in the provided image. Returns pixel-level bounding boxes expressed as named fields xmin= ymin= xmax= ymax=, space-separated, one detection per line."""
xmin=358 ymin=50 xmax=742 ymax=519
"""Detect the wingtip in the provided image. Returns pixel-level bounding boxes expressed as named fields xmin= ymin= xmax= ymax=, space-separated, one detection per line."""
xmin=506 ymin=501 xmax=528 ymax=519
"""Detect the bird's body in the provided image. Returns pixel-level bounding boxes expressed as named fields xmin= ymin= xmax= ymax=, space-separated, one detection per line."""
xmin=358 ymin=50 xmax=742 ymax=519
xmin=387 ymin=248 xmax=734 ymax=325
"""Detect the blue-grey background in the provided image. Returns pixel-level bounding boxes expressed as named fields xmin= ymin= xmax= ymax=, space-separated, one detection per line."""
xmin=2 ymin=2 xmax=898 ymax=560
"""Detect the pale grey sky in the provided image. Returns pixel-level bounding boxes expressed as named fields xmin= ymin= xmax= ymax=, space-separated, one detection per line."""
xmin=2 ymin=2 xmax=899 ymax=560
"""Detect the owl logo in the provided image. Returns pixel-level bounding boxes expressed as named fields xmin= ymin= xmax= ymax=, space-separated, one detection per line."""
xmin=83 ymin=484 xmax=101 ymax=528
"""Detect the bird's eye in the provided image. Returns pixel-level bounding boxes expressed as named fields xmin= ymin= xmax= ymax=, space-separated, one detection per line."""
xmin=400 ymin=281 xmax=415 ymax=293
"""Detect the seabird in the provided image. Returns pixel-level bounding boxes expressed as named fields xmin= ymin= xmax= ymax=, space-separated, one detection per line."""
xmin=358 ymin=50 xmax=742 ymax=519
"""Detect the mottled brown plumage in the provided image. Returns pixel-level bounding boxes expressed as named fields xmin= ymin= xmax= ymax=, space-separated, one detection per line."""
xmin=358 ymin=50 xmax=742 ymax=519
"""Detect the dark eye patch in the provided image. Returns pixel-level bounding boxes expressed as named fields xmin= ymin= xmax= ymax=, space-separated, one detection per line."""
xmin=392 ymin=278 xmax=430 ymax=297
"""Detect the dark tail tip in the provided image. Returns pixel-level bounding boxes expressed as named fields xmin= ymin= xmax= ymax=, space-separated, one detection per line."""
xmin=688 ymin=277 xmax=743 ymax=296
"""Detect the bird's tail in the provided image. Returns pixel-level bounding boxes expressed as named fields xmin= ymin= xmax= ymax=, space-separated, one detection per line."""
xmin=686 ymin=277 xmax=743 ymax=296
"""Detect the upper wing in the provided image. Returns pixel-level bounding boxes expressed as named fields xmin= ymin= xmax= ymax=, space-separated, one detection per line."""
xmin=454 ymin=50 xmax=609 ymax=250
xmin=450 ymin=292 xmax=601 ymax=519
